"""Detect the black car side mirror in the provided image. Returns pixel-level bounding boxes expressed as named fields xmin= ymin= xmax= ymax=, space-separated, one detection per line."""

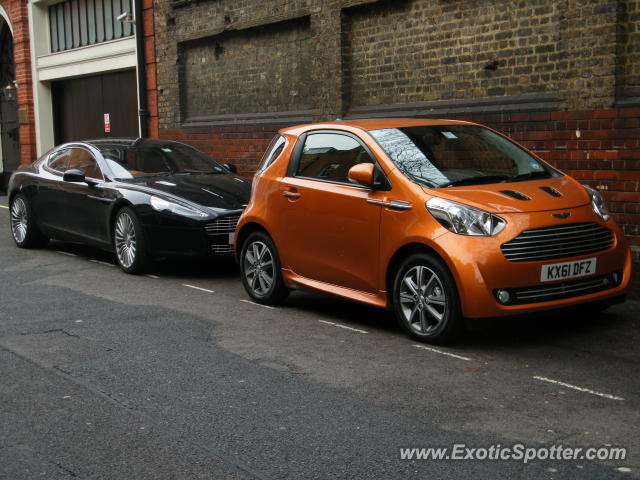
xmin=63 ymin=169 xmax=86 ymax=183
xmin=223 ymin=163 xmax=237 ymax=174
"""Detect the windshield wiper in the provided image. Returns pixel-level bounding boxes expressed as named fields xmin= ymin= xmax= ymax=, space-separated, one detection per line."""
xmin=508 ymin=171 xmax=551 ymax=182
xmin=439 ymin=174 xmax=512 ymax=188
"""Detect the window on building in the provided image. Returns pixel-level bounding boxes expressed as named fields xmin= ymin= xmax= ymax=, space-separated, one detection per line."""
xmin=49 ymin=0 xmax=134 ymax=53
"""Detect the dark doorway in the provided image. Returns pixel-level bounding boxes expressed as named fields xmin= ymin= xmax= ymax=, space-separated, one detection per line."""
xmin=52 ymin=69 xmax=138 ymax=144
xmin=0 ymin=21 xmax=18 ymax=195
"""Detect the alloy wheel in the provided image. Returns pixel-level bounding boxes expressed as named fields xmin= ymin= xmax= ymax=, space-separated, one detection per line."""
xmin=114 ymin=212 xmax=137 ymax=269
xmin=399 ymin=265 xmax=447 ymax=334
xmin=243 ymin=240 xmax=274 ymax=296
xmin=10 ymin=197 xmax=28 ymax=244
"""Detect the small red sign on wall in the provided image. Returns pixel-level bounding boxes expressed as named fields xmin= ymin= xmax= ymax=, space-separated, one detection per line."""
xmin=104 ymin=113 xmax=111 ymax=133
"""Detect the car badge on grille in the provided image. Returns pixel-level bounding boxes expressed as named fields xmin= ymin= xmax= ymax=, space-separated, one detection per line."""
xmin=552 ymin=212 xmax=571 ymax=219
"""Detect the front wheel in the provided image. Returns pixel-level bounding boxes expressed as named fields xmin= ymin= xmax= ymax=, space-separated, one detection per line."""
xmin=113 ymin=207 xmax=149 ymax=274
xmin=240 ymin=231 xmax=289 ymax=305
xmin=392 ymin=253 xmax=463 ymax=344
xmin=9 ymin=194 xmax=48 ymax=248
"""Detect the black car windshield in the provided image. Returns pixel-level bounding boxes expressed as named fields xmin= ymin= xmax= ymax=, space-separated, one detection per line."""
xmin=369 ymin=125 xmax=558 ymax=188
xmin=97 ymin=142 xmax=226 ymax=179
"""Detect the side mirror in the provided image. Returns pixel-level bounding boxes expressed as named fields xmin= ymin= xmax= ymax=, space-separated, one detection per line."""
xmin=347 ymin=163 xmax=375 ymax=187
xmin=63 ymin=169 xmax=86 ymax=183
xmin=223 ymin=163 xmax=237 ymax=174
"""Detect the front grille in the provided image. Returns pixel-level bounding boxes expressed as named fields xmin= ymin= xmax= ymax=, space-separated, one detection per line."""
xmin=501 ymin=222 xmax=613 ymax=262
xmin=496 ymin=271 xmax=621 ymax=305
xmin=205 ymin=215 xmax=240 ymax=234
xmin=211 ymin=244 xmax=234 ymax=255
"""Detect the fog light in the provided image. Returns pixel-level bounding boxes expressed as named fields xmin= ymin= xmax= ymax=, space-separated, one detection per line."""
xmin=612 ymin=272 xmax=620 ymax=284
xmin=496 ymin=289 xmax=511 ymax=304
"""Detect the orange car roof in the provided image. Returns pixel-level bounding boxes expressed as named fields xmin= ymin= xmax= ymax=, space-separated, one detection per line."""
xmin=279 ymin=118 xmax=478 ymax=136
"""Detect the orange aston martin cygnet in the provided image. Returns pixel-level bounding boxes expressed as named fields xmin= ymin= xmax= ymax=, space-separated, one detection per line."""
xmin=235 ymin=119 xmax=631 ymax=344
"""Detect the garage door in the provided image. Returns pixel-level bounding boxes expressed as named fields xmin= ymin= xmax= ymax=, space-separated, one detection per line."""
xmin=52 ymin=69 xmax=138 ymax=144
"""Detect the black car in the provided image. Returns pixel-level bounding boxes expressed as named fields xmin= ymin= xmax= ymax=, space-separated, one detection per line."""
xmin=7 ymin=138 xmax=251 ymax=273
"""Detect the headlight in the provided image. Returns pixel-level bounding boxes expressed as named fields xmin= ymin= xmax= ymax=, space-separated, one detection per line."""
xmin=583 ymin=185 xmax=610 ymax=221
xmin=426 ymin=197 xmax=506 ymax=236
xmin=150 ymin=196 xmax=207 ymax=218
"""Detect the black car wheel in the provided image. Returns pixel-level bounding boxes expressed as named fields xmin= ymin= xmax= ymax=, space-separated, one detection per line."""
xmin=393 ymin=253 xmax=463 ymax=344
xmin=240 ymin=231 xmax=289 ymax=305
xmin=113 ymin=207 xmax=149 ymax=274
xmin=9 ymin=194 xmax=48 ymax=248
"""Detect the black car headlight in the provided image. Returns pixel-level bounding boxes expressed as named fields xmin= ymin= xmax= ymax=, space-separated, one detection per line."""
xmin=583 ymin=185 xmax=610 ymax=221
xmin=426 ymin=197 xmax=506 ymax=236
xmin=150 ymin=196 xmax=207 ymax=218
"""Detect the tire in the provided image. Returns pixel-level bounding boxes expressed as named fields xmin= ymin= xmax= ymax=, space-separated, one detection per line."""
xmin=392 ymin=253 xmax=463 ymax=344
xmin=240 ymin=231 xmax=289 ymax=305
xmin=113 ymin=207 xmax=149 ymax=274
xmin=9 ymin=194 xmax=48 ymax=248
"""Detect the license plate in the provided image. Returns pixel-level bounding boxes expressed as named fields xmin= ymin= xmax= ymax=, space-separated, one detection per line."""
xmin=540 ymin=258 xmax=597 ymax=282
xmin=228 ymin=232 xmax=235 ymax=244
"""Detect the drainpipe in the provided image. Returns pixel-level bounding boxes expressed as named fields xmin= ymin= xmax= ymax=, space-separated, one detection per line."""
xmin=134 ymin=0 xmax=149 ymax=138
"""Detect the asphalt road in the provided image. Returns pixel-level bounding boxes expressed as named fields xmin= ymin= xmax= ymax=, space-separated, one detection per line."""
xmin=0 ymin=197 xmax=638 ymax=479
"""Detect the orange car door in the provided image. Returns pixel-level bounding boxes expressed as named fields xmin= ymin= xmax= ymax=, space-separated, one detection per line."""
xmin=276 ymin=131 xmax=382 ymax=294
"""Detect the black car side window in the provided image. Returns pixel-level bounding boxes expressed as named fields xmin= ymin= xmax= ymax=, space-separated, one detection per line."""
xmin=296 ymin=133 xmax=373 ymax=184
xmin=47 ymin=150 xmax=72 ymax=173
xmin=68 ymin=148 xmax=104 ymax=180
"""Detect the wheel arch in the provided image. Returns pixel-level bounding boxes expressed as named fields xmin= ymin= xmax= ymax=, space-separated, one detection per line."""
xmin=235 ymin=221 xmax=270 ymax=262
xmin=385 ymin=242 xmax=455 ymax=308
xmin=108 ymin=199 xmax=135 ymax=242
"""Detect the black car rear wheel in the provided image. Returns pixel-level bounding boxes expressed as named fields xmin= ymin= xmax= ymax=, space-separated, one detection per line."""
xmin=10 ymin=194 xmax=48 ymax=248
xmin=114 ymin=207 xmax=149 ymax=274
xmin=240 ymin=231 xmax=289 ymax=305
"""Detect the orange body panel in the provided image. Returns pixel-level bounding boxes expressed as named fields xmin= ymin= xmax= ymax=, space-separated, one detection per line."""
xmin=237 ymin=119 xmax=631 ymax=318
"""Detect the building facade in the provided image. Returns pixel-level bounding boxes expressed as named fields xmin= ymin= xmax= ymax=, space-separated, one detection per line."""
xmin=153 ymin=0 xmax=639 ymax=258
xmin=0 ymin=0 xmax=157 ymax=193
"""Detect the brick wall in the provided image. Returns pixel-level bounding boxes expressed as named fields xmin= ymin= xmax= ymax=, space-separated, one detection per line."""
xmin=154 ymin=0 xmax=640 ymax=270
xmin=0 ymin=0 xmax=37 ymax=167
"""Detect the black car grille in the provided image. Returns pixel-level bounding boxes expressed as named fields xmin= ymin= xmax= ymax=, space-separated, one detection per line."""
xmin=495 ymin=271 xmax=622 ymax=305
xmin=501 ymin=223 xmax=613 ymax=262
xmin=205 ymin=215 xmax=241 ymax=234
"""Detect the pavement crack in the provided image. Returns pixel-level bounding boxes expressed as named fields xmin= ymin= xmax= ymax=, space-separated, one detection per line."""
xmin=51 ymin=460 xmax=78 ymax=477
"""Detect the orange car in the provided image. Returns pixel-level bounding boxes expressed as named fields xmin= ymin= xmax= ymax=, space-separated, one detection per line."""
xmin=235 ymin=119 xmax=631 ymax=344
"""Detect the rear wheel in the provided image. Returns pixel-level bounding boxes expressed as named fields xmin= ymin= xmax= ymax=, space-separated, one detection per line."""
xmin=9 ymin=194 xmax=48 ymax=248
xmin=113 ymin=207 xmax=149 ymax=274
xmin=240 ymin=231 xmax=289 ymax=305
xmin=393 ymin=253 xmax=463 ymax=344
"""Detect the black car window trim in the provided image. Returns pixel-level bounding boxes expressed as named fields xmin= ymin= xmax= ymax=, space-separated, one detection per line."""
xmin=286 ymin=129 xmax=391 ymax=191
xmin=257 ymin=135 xmax=287 ymax=174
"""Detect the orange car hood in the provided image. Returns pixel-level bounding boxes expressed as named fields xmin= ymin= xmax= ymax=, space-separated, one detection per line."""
xmin=424 ymin=176 xmax=591 ymax=213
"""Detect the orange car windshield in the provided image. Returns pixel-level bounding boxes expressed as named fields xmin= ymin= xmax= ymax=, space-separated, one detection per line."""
xmin=369 ymin=125 xmax=557 ymax=188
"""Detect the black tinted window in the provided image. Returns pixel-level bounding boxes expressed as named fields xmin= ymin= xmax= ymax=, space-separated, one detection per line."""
xmin=296 ymin=133 xmax=373 ymax=183
xmin=67 ymin=148 xmax=103 ymax=180
xmin=47 ymin=150 xmax=71 ymax=172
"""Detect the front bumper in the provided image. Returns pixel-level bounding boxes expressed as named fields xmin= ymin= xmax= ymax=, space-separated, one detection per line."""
xmin=434 ymin=207 xmax=632 ymax=318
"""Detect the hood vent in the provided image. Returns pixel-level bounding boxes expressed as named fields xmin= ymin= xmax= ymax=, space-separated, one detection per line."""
xmin=539 ymin=186 xmax=563 ymax=197
xmin=500 ymin=190 xmax=530 ymax=201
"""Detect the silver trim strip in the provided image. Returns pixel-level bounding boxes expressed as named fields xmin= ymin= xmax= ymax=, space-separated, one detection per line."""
xmin=366 ymin=199 xmax=412 ymax=211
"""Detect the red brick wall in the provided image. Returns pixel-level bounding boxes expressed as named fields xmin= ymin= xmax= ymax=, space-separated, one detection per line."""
xmin=1 ymin=0 xmax=37 ymax=166
xmin=142 ymin=0 xmax=158 ymax=138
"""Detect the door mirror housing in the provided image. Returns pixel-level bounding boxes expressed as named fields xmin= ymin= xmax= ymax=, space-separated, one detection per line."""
xmin=348 ymin=163 xmax=375 ymax=187
xmin=63 ymin=169 xmax=86 ymax=183
xmin=223 ymin=163 xmax=237 ymax=174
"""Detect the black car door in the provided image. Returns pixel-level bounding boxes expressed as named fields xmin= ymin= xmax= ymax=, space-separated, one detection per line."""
xmin=61 ymin=147 xmax=115 ymax=245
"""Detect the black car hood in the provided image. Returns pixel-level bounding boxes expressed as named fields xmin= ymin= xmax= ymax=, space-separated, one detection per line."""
xmin=119 ymin=173 xmax=251 ymax=210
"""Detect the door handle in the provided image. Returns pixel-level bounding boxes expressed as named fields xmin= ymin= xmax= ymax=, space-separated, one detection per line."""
xmin=366 ymin=199 xmax=412 ymax=211
xmin=284 ymin=191 xmax=301 ymax=199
